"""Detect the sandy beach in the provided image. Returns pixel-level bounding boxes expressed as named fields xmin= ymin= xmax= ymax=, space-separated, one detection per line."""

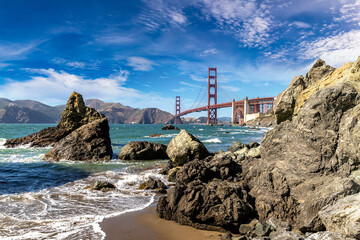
xmin=100 ymin=203 xmax=221 ymax=240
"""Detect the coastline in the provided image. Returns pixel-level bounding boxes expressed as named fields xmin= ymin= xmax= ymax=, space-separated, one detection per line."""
xmin=100 ymin=197 xmax=221 ymax=240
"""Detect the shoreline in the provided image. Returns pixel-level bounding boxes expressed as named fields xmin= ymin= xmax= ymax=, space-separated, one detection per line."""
xmin=100 ymin=197 xmax=221 ymax=240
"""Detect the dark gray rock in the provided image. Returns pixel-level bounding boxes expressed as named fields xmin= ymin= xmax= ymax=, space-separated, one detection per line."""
xmin=255 ymin=222 xmax=272 ymax=237
xmin=43 ymin=118 xmax=113 ymax=161
xmin=162 ymin=124 xmax=179 ymax=130
xmin=117 ymin=141 xmax=168 ymax=160
xmin=139 ymin=178 xmax=167 ymax=193
xmin=228 ymin=142 xmax=248 ymax=153
xmin=90 ymin=181 xmax=116 ymax=192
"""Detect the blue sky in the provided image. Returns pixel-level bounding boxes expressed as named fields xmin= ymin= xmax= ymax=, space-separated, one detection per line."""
xmin=0 ymin=0 xmax=360 ymax=117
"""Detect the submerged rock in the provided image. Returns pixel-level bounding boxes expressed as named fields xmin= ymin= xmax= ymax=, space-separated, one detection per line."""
xmin=5 ymin=92 xmax=105 ymax=148
xmin=90 ymin=181 xmax=116 ymax=192
xmin=162 ymin=124 xmax=179 ymax=130
xmin=117 ymin=141 xmax=168 ymax=160
xmin=43 ymin=118 xmax=113 ymax=161
xmin=166 ymin=130 xmax=210 ymax=166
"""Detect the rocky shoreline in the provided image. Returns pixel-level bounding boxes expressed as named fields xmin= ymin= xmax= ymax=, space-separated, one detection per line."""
xmin=153 ymin=57 xmax=360 ymax=240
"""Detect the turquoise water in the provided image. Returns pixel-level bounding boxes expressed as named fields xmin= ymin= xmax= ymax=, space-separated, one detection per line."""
xmin=0 ymin=123 xmax=267 ymax=239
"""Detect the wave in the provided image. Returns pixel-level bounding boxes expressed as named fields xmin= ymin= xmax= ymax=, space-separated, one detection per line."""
xmin=203 ymin=138 xmax=222 ymax=143
xmin=0 ymin=168 xmax=165 ymax=239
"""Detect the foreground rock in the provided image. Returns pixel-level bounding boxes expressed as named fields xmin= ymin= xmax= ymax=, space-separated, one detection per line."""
xmin=157 ymin=155 xmax=255 ymax=232
xmin=43 ymin=118 xmax=113 ymax=161
xmin=166 ymin=130 xmax=210 ymax=166
xmin=162 ymin=124 xmax=179 ymax=130
xmin=117 ymin=141 xmax=168 ymax=160
xmin=139 ymin=178 xmax=167 ymax=193
xmin=5 ymin=92 xmax=104 ymax=147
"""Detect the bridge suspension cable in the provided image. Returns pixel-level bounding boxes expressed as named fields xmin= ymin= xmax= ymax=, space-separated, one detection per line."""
xmin=218 ymin=73 xmax=241 ymax=100
xmin=187 ymin=75 xmax=207 ymax=111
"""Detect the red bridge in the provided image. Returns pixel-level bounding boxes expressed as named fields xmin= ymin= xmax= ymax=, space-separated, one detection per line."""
xmin=174 ymin=68 xmax=275 ymax=125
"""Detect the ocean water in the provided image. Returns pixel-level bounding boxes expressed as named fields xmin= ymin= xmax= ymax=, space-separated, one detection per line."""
xmin=0 ymin=124 xmax=268 ymax=239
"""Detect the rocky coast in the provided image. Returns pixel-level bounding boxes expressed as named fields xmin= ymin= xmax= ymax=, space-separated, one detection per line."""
xmin=150 ymin=57 xmax=360 ymax=240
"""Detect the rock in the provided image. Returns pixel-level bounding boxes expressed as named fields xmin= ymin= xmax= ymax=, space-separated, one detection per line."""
xmin=273 ymin=59 xmax=335 ymax=124
xmin=149 ymin=134 xmax=164 ymax=137
xmin=168 ymin=167 xmax=181 ymax=182
xmin=270 ymin=231 xmax=303 ymax=240
xmin=228 ymin=142 xmax=248 ymax=152
xmin=247 ymin=147 xmax=261 ymax=158
xmin=305 ymin=231 xmax=356 ymax=240
xmin=232 ymin=236 xmax=249 ymax=240
xmin=91 ymin=181 xmax=116 ymax=192
xmin=318 ymin=192 xmax=360 ymax=239
xmin=43 ymin=118 xmax=113 ymax=161
xmin=220 ymin=233 xmax=232 ymax=240
xmin=266 ymin=217 xmax=291 ymax=232
xmin=255 ymin=222 xmax=272 ymax=237
xmin=117 ymin=141 xmax=168 ymax=160
xmin=157 ymin=179 xmax=255 ymax=232
xmin=245 ymin=115 xmax=275 ymax=128
xmin=166 ymin=130 xmax=210 ymax=166
xmin=248 ymin=142 xmax=260 ymax=149
xmin=139 ymin=178 xmax=167 ymax=193
xmin=239 ymin=224 xmax=253 ymax=235
xmin=162 ymin=124 xmax=180 ymax=130
xmin=5 ymin=92 xmax=105 ymax=148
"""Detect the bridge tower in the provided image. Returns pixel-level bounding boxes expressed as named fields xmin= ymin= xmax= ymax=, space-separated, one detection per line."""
xmin=174 ymin=96 xmax=181 ymax=124
xmin=207 ymin=67 xmax=217 ymax=125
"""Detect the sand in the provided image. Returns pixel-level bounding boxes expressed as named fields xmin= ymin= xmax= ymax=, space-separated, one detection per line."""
xmin=100 ymin=205 xmax=221 ymax=240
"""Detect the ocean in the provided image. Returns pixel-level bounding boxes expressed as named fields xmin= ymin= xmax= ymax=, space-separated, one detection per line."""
xmin=0 ymin=124 xmax=268 ymax=239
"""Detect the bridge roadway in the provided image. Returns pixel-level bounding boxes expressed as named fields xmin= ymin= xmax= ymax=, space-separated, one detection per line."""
xmin=177 ymin=97 xmax=276 ymax=117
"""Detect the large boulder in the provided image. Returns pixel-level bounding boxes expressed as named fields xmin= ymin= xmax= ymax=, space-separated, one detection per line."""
xmin=318 ymin=192 xmax=360 ymax=239
xmin=117 ymin=141 xmax=168 ymax=160
xmin=157 ymin=155 xmax=250 ymax=232
xmin=5 ymin=92 xmax=104 ymax=147
xmin=43 ymin=118 xmax=113 ymax=161
xmin=157 ymin=179 xmax=255 ymax=232
xmin=166 ymin=130 xmax=210 ymax=166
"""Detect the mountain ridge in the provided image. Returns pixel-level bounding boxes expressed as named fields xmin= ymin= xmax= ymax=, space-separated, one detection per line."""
xmin=0 ymin=98 xmax=174 ymax=124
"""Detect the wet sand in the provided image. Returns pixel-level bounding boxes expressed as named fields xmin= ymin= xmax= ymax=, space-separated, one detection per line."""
xmin=100 ymin=204 xmax=221 ymax=240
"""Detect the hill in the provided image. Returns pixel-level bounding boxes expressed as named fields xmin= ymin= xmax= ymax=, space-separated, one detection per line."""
xmin=0 ymin=98 xmax=173 ymax=124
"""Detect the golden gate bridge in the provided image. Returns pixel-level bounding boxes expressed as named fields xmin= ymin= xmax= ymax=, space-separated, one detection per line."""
xmin=174 ymin=67 xmax=275 ymax=125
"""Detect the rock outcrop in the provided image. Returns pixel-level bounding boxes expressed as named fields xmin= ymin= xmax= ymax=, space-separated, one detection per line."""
xmin=117 ymin=141 xmax=168 ymax=160
xmin=43 ymin=118 xmax=113 ymax=161
xmin=274 ymin=59 xmax=335 ymax=124
xmin=166 ymin=130 xmax=210 ymax=166
xmin=5 ymin=92 xmax=104 ymax=147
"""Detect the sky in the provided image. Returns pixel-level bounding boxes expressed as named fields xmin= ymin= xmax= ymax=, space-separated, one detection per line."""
xmin=0 ymin=0 xmax=360 ymax=117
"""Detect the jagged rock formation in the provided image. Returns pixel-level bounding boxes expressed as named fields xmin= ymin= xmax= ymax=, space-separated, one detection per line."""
xmin=273 ymin=59 xmax=335 ymax=124
xmin=43 ymin=118 xmax=113 ymax=161
xmin=5 ymin=92 xmax=105 ymax=147
xmin=166 ymin=130 xmax=210 ymax=166
xmin=117 ymin=141 xmax=168 ymax=160
xmin=158 ymin=156 xmax=255 ymax=233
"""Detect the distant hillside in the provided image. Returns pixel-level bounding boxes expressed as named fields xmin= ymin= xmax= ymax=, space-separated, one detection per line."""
xmin=0 ymin=98 xmax=174 ymax=124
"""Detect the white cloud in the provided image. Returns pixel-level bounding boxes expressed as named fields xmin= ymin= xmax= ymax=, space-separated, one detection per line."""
xmin=0 ymin=68 xmax=174 ymax=112
xmin=200 ymin=48 xmax=218 ymax=56
xmin=180 ymin=81 xmax=200 ymax=88
xmin=198 ymin=0 xmax=273 ymax=47
xmin=0 ymin=42 xmax=37 ymax=61
xmin=337 ymin=0 xmax=360 ymax=25
xmin=190 ymin=74 xmax=207 ymax=82
xmin=126 ymin=57 xmax=157 ymax=71
xmin=300 ymin=29 xmax=360 ymax=67
xmin=138 ymin=0 xmax=188 ymax=31
xmin=289 ymin=21 xmax=312 ymax=28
